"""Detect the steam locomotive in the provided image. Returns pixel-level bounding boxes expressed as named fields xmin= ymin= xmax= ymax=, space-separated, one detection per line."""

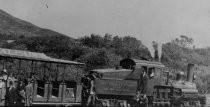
xmin=82 ymin=58 xmax=202 ymax=107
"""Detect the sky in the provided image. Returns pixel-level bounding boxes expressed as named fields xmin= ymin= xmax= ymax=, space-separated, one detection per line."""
xmin=0 ymin=0 xmax=210 ymax=55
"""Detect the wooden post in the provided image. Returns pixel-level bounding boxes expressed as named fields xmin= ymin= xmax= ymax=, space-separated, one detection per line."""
xmin=76 ymin=65 xmax=79 ymax=83
xmin=75 ymin=85 xmax=82 ymax=102
xmin=31 ymin=61 xmax=34 ymax=74
xmin=34 ymin=61 xmax=37 ymax=74
xmin=55 ymin=64 xmax=59 ymax=81
xmin=49 ymin=63 xmax=52 ymax=81
xmin=18 ymin=59 xmax=22 ymax=76
xmin=4 ymin=58 xmax=7 ymax=71
xmin=2 ymin=57 xmax=4 ymax=70
xmin=63 ymin=64 xmax=66 ymax=82
xmin=43 ymin=62 xmax=46 ymax=80
xmin=47 ymin=63 xmax=52 ymax=102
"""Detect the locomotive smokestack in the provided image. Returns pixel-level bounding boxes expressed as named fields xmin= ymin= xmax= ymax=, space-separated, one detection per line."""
xmin=187 ymin=63 xmax=194 ymax=82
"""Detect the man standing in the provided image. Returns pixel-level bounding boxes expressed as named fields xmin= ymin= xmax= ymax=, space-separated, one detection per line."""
xmin=81 ymin=74 xmax=90 ymax=105
xmin=25 ymin=78 xmax=33 ymax=106
xmin=138 ymin=68 xmax=149 ymax=107
xmin=139 ymin=68 xmax=148 ymax=95
xmin=86 ymin=74 xmax=97 ymax=107
xmin=6 ymin=81 xmax=18 ymax=106
xmin=16 ymin=78 xmax=26 ymax=106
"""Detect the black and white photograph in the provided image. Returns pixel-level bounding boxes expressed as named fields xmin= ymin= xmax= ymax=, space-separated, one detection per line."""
xmin=0 ymin=0 xmax=209 ymax=107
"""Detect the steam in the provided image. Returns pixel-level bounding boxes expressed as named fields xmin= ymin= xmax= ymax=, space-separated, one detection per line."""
xmin=148 ymin=45 xmax=154 ymax=59
xmin=150 ymin=41 xmax=162 ymax=62
xmin=152 ymin=41 xmax=158 ymax=51
xmin=158 ymin=43 xmax=162 ymax=61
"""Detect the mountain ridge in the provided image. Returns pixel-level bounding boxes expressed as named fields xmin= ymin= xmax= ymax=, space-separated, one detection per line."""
xmin=0 ymin=9 xmax=69 ymax=38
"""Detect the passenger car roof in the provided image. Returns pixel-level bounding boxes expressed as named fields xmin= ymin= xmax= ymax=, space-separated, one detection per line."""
xmin=0 ymin=48 xmax=84 ymax=65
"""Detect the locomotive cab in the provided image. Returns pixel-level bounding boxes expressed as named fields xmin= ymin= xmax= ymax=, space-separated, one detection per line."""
xmin=120 ymin=58 xmax=166 ymax=96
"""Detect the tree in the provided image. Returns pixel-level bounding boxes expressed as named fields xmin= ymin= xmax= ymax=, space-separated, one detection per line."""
xmin=76 ymin=49 xmax=111 ymax=70
xmin=120 ymin=36 xmax=151 ymax=59
xmin=103 ymin=33 xmax=112 ymax=48
xmin=112 ymin=36 xmax=122 ymax=49
xmin=172 ymin=35 xmax=194 ymax=48
xmin=70 ymin=44 xmax=92 ymax=61
xmin=80 ymin=34 xmax=105 ymax=48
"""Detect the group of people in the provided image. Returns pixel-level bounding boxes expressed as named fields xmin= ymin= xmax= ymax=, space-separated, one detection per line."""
xmin=137 ymin=67 xmax=155 ymax=107
xmin=0 ymin=69 xmax=34 ymax=106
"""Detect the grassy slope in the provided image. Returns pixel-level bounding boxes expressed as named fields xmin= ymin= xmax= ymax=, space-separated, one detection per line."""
xmin=0 ymin=9 xmax=68 ymax=38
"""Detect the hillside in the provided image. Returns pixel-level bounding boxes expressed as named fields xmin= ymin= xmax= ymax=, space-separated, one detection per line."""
xmin=0 ymin=9 xmax=67 ymax=38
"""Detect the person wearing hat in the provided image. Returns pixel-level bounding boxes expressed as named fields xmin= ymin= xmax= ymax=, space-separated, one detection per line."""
xmin=2 ymin=69 xmax=8 ymax=81
xmin=2 ymin=69 xmax=7 ymax=74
